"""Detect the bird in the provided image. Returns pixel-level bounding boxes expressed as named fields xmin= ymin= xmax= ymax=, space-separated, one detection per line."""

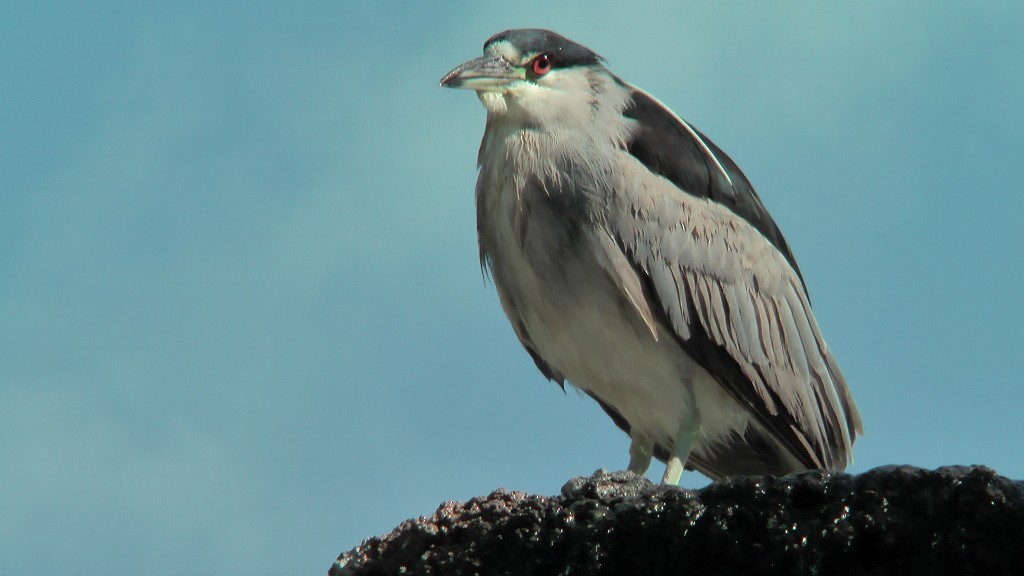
xmin=439 ymin=29 xmax=862 ymax=485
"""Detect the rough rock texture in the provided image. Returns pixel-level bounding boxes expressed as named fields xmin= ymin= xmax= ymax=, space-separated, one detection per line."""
xmin=331 ymin=466 xmax=1024 ymax=575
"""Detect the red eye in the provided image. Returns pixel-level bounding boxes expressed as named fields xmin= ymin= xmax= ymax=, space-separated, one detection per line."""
xmin=531 ymin=54 xmax=552 ymax=76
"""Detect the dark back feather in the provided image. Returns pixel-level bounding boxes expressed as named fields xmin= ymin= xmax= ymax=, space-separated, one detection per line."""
xmin=621 ymin=87 xmax=807 ymax=291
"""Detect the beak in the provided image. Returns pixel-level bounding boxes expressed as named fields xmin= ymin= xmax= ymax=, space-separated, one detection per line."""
xmin=439 ymin=54 xmax=524 ymax=91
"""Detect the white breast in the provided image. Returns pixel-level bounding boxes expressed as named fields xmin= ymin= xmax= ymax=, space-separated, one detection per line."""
xmin=478 ymin=133 xmax=752 ymax=456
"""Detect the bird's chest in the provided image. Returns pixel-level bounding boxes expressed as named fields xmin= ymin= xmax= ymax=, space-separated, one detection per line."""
xmin=476 ymin=140 xmax=698 ymax=442
xmin=476 ymin=132 xmax=597 ymax=313
xmin=479 ymin=173 xmax=639 ymax=394
xmin=477 ymin=132 xmax=593 ymax=282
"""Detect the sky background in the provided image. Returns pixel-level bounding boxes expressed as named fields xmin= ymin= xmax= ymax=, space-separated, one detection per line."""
xmin=3 ymin=2 xmax=1023 ymax=574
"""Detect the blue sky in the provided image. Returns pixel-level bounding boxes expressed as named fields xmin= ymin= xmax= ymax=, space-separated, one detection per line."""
xmin=3 ymin=2 xmax=1022 ymax=574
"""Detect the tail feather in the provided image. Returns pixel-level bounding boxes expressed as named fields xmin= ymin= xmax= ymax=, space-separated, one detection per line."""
xmin=679 ymin=425 xmax=806 ymax=481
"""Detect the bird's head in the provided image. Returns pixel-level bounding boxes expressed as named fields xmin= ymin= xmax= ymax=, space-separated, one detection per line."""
xmin=440 ymin=29 xmax=608 ymax=126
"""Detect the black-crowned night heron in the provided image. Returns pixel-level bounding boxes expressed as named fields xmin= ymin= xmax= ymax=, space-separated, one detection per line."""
xmin=440 ymin=29 xmax=862 ymax=485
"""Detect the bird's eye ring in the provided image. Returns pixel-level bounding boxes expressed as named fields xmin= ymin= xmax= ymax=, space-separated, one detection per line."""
xmin=531 ymin=54 xmax=552 ymax=76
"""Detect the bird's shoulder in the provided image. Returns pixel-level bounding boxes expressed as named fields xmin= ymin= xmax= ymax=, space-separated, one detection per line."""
xmin=615 ymin=83 xmax=804 ymax=285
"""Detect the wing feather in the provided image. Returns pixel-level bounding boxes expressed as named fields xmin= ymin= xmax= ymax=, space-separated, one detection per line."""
xmin=619 ymin=84 xmax=807 ymax=291
xmin=602 ymin=157 xmax=862 ymax=471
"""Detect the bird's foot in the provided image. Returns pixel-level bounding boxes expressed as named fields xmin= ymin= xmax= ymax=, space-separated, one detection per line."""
xmin=662 ymin=419 xmax=701 ymax=485
xmin=627 ymin=437 xmax=653 ymax=475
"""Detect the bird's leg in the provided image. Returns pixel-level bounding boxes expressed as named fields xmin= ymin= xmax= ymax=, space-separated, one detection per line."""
xmin=662 ymin=416 xmax=701 ymax=485
xmin=627 ymin=436 xmax=653 ymax=475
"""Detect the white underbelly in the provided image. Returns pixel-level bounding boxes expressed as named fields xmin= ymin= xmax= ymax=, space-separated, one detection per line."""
xmin=493 ymin=227 xmax=752 ymax=454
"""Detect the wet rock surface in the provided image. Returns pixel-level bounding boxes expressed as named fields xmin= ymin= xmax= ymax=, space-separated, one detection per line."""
xmin=331 ymin=466 xmax=1024 ymax=575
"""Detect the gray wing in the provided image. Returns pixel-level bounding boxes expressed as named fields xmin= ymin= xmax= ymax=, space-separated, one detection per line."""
xmin=602 ymin=168 xmax=862 ymax=471
xmin=620 ymin=85 xmax=807 ymax=291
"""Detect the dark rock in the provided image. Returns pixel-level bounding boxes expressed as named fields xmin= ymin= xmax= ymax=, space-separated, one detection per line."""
xmin=330 ymin=466 xmax=1024 ymax=575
